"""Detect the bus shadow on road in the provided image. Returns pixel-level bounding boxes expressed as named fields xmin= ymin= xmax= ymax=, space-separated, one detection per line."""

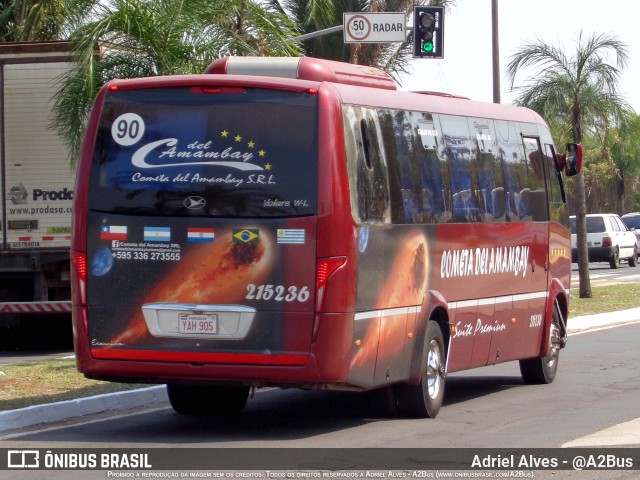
xmin=442 ymin=375 xmax=525 ymax=406
xmin=14 ymin=375 xmax=529 ymax=444
xmin=128 ymin=376 xmax=527 ymax=443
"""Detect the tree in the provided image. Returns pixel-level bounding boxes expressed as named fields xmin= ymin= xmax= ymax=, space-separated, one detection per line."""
xmin=506 ymin=32 xmax=631 ymax=298
xmin=52 ymin=0 xmax=303 ymax=165
xmin=0 ymin=0 xmax=92 ymax=41
xmin=608 ymin=111 xmax=640 ymax=213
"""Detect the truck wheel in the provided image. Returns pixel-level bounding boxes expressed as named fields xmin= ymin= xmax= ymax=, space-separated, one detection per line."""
xmin=167 ymin=384 xmax=249 ymax=416
xmin=395 ymin=320 xmax=446 ymax=418
xmin=519 ymin=306 xmax=562 ymax=384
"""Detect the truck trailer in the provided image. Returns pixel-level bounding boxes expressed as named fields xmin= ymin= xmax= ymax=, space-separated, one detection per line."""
xmin=0 ymin=42 xmax=75 ymax=329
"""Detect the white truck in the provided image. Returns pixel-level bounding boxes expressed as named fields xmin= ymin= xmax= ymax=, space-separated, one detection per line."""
xmin=0 ymin=42 xmax=75 ymax=327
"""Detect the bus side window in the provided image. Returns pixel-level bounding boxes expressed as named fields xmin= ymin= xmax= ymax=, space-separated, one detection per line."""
xmin=382 ymin=109 xmax=449 ymax=225
xmin=521 ymin=136 xmax=549 ymax=222
xmin=353 ymin=109 xmax=390 ymax=223
xmin=544 ymin=143 xmax=567 ymax=204
xmin=416 ymin=113 xmax=448 ymax=224
xmin=469 ymin=118 xmax=500 ymax=223
xmin=380 ymin=109 xmax=418 ymax=224
xmin=495 ymin=121 xmax=526 ymax=222
xmin=440 ymin=115 xmax=478 ymax=223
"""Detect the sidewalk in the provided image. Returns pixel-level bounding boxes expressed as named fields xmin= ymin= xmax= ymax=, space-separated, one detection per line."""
xmin=2 ymin=308 xmax=640 ymax=433
xmin=566 ymin=306 xmax=640 ymax=333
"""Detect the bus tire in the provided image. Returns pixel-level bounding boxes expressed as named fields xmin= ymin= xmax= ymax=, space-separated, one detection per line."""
xmin=395 ymin=320 xmax=446 ymax=418
xmin=167 ymin=384 xmax=249 ymax=416
xmin=519 ymin=306 xmax=562 ymax=384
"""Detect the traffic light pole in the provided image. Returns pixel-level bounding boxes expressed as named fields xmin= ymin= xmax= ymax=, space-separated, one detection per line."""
xmin=292 ymin=25 xmax=344 ymax=42
xmin=491 ymin=0 xmax=500 ymax=104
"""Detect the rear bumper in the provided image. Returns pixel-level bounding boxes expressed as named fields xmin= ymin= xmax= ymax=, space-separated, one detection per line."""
xmin=571 ymin=246 xmax=614 ymax=263
xmin=74 ymin=310 xmax=356 ymax=389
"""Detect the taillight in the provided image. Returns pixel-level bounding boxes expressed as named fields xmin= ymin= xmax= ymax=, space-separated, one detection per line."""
xmin=189 ymin=86 xmax=247 ymax=94
xmin=313 ymin=257 xmax=346 ymax=342
xmin=602 ymin=236 xmax=613 ymax=248
xmin=71 ymin=251 xmax=87 ymax=305
xmin=316 ymin=257 xmax=346 ymax=311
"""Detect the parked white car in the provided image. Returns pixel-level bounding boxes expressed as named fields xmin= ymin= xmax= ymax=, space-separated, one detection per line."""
xmin=570 ymin=213 xmax=638 ymax=269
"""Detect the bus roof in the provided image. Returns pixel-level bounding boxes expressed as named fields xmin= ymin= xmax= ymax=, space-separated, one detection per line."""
xmin=205 ymin=56 xmax=398 ymax=91
xmin=204 ymin=56 xmax=546 ymax=126
xmin=104 ymin=56 xmax=547 ymax=127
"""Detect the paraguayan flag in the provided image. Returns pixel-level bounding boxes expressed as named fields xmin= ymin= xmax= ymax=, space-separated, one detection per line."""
xmin=187 ymin=227 xmax=215 ymax=242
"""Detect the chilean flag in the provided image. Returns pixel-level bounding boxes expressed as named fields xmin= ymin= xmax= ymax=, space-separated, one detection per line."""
xmin=100 ymin=225 xmax=127 ymax=240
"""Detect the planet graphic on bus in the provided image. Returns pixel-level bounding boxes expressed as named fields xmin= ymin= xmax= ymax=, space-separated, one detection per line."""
xmin=107 ymin=228 xmax=276 ymax=346
xmin=91 ymin=246 xmax=114 ymax=276
xmin=351 ymin=230 xmax=430 ymax=370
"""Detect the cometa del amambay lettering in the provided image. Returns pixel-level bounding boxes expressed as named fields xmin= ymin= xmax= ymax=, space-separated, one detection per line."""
xmin=440 ymin=245 xmax=530 ymax=279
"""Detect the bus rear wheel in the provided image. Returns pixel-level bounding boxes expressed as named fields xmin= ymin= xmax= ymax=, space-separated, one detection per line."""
xmin=167 ymin=384 xmax=250 ymax=416
xmin=395 ymin=320 xmax=446 ymax=418
xmin=519 ymin=306 xmax=562 ymax=384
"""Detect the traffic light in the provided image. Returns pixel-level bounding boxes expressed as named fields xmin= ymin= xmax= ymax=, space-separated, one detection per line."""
xmin=413 ymin=5 xmax=444 ymax=58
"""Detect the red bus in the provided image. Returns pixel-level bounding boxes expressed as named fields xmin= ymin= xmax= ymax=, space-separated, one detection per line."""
xmin=71 ymin=56 xmax=582 ymax=418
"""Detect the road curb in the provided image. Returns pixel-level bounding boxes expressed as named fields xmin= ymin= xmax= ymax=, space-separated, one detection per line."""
xmin=0 ymin=385 xmax=168 ymax=432
xmin=567 ymin=307 xmax=640 ymax=333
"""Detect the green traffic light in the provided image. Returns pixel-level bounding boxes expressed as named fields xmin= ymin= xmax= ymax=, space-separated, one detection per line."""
xmin=423 ymin=42 xmax=434 ymax=53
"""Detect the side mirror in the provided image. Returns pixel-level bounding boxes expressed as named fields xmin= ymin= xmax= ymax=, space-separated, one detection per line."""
xmin=557 ymin=143 xmax=583 ymax=176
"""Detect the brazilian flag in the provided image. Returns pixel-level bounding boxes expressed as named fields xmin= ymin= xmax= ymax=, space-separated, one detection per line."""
xmin=233 ymin=229 xmax=259 ymax=243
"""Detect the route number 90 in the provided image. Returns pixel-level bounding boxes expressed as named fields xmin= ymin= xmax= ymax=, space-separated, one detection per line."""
xmin=111 ymin=113 xmax=145 ymax=146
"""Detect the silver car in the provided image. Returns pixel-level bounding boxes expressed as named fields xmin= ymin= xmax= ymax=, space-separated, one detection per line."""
xmin=621 ymin=212 xmax=640 ymax=245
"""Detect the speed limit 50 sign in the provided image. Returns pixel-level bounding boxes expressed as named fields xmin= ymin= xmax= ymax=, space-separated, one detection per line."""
xmin=343 ymin=12 xmax=407 ymax=43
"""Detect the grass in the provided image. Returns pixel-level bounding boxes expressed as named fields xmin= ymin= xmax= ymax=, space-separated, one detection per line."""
xmin=1 ymin=283 xmax=638 ymax=412
xmin=0 ymin=359 xmax=149 ymax=411
xmin=569 ymin=283 xmax=640 ymax=317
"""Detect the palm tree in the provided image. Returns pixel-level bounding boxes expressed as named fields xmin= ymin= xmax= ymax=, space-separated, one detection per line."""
xmin=52 ymin=0 xmax=303 ymax=165
xmin=506 ymin=32 xmax=631 ymax=299
xmin=0 ymin=0 xmax=92 ymax=41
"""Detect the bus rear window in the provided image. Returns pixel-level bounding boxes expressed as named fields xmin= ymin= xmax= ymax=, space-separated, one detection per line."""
xmin=89 ymin=87 xmax=318 ymax=217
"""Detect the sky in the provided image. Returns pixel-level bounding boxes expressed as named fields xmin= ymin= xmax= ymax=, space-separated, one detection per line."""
xmin=399 ymin=0 xmax=640 ymax=112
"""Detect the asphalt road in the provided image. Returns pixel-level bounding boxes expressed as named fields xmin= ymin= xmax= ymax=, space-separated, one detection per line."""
xmin=3 ymin=322 xmax=639 ymax=448
xmin=2 ymin=312 xmax=640 ymax=479
xmin=571 ymin=262 xmax=640 ymax=287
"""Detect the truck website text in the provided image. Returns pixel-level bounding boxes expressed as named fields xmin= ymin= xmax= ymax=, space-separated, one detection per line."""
xmin=9 ymin=205 xmax=73 ymax=215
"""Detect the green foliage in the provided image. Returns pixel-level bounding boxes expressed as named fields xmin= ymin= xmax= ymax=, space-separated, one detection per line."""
xmin=610 ymin=111 xmax=640 ymax=176
xmin=506 ymin=31 xmax=632 ymax=298
xmin=505 ymin=31 xmax=636 ymax=216
xmin=506 ymin=31 xmax=631 ymax=144
xmin=50 ymin=0 xmax=304 ymax=166
xmin=0 ymin=0 xmax=95 ymax=41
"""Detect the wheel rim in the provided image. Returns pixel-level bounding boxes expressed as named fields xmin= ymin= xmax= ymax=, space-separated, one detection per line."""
xmin=545 ymin=322 xmax=560 ymax=369
xmin=426 ymin=339 xmax=443 ymax=399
